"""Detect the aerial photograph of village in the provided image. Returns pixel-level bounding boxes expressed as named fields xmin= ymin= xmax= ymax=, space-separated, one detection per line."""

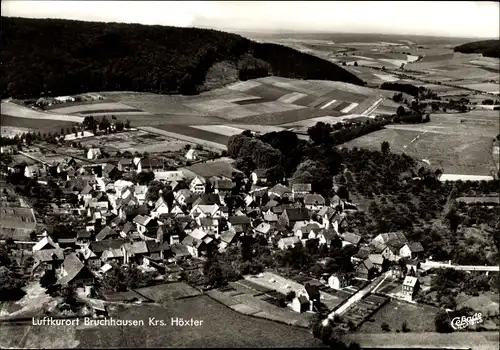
xmin=0 ymin=1 xmax=498 ymax=349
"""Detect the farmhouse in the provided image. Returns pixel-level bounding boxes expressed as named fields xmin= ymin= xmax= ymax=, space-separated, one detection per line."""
xmin=278 ymin=236 xmax=301 ymax=250
xmin=399 ymin=242 xmax=424 ymax=259
xmin=279 ymin=207 xmax=310 ymax=229
xmin=189 ymin=176 xmax=206 ymax=194
xmin=328 ymin=273 xmax=351 ymax=290
xmin=268 ymin=184 xmax=292 ymax=200
xmin=304 ymin=194 xmax=325 ymax=210
xmin=57 ymin=253 xmax=95 ymax=287
xmin=356 ymin=259 xmax=375 ymax=280
xmin=250 ymin=168 xmax=267 ymax=184
xmin=185 ymin=148 xmax=198 ymax=161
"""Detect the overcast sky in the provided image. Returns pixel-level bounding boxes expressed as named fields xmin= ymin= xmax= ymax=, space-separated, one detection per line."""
xmin=3 ymin=1 xmax=499 ymax=38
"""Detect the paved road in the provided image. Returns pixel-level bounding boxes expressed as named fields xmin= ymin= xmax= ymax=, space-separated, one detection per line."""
xmin=421 ymin=261 xmax=499 ymax=272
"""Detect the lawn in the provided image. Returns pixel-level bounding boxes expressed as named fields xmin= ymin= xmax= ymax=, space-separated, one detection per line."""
xmin=134 ymin=282 xmax=201 ymax=303
xmin=81 ymin=296 xmax=325 ymax=348
xmin=342 ymin=127 xmax=496 ymax=176
xmin=357 ymin=299 xmax=440 ymax=333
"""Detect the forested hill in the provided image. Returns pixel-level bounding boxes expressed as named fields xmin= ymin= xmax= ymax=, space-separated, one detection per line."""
xmin=1 ymin=17 xmax=364 ymax=99
xmin=454 ymin=39 xmax=500 ymax=58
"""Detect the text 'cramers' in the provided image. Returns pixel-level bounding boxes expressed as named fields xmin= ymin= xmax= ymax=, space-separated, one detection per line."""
xmin=171 ymin=317 xmax=204 ymax=326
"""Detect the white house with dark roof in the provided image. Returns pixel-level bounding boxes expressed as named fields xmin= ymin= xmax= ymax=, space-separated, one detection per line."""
xmin=87 ymin=148 xmax=102 ymax=160
xmin=399 ymin=242 xmax=424 ymax=259
xmin=277 ymin=236 xmax=301 ymax=250
xmin=185 ymin=148 xmax=198 ymax=161
xmin=402 ymin=276 xmax=420 ymax=301
xmin=189 ymin=176 xmax=206 ymax=194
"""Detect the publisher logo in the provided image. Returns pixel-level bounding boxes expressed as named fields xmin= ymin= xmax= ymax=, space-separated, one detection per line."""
xmin=451 ymin=312 xmax=483 ymax=330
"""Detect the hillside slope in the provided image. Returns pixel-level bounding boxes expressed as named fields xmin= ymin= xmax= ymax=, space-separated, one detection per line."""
xmin=454 ymin=39 xmax=500 ymax=58
xmin=1 ymin=17 xmax=364 ymax=99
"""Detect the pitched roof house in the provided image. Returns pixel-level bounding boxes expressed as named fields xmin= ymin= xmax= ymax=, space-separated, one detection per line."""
xmin=57 ymin=253 xmax=95 ymax=286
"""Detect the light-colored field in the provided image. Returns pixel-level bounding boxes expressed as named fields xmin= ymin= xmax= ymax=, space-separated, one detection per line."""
xmin=278 ymin=92 xmax=308 ymax=104
xmin=64 ymin=131 xmax=94 ymax=141
xmin=190 ymin=125 xmax=245 ymax=137
xmin=373 ymin=73 xmax=400 ymax=82
xmin=226 ymin=80 xmax=263 ymax=92
xmin=48 ymin=102 xmax=138 ymax=114
xmin=1 ymin=102 xmax=84 ymax=122
xmin=379 ymin=58 xmax=407 ymax=67
xmin=342 ymin=127 xmax=496 ymax=176
xmin=341 ymin=102 xmax=359 ymax=113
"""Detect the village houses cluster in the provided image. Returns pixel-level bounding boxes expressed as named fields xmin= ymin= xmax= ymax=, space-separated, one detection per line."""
xmin=11 ymin=149 xmax=426 ymax=311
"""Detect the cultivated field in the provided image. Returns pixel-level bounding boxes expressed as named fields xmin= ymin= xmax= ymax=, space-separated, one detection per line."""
xmin=1 ymin=102 xmax=83 ymax=122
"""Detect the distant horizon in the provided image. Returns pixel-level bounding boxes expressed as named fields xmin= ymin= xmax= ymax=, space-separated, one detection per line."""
xmin=2 ymin=1 xmax=499 ymax=39
xmin=3 ymin=15 xmax=497 ymax=42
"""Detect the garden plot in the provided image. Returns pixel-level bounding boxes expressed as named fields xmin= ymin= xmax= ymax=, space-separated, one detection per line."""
xmin=79 ymin=130 xmax=190 ymax=153
xmin=48 ymin=102 xmax=139 ymax=114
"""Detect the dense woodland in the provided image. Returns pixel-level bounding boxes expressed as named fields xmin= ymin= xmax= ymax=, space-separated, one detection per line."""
xmin=454 ymin=39 xmax=500 ymax=58
xmin=1 ymin=17 xmax=364 ymax=98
